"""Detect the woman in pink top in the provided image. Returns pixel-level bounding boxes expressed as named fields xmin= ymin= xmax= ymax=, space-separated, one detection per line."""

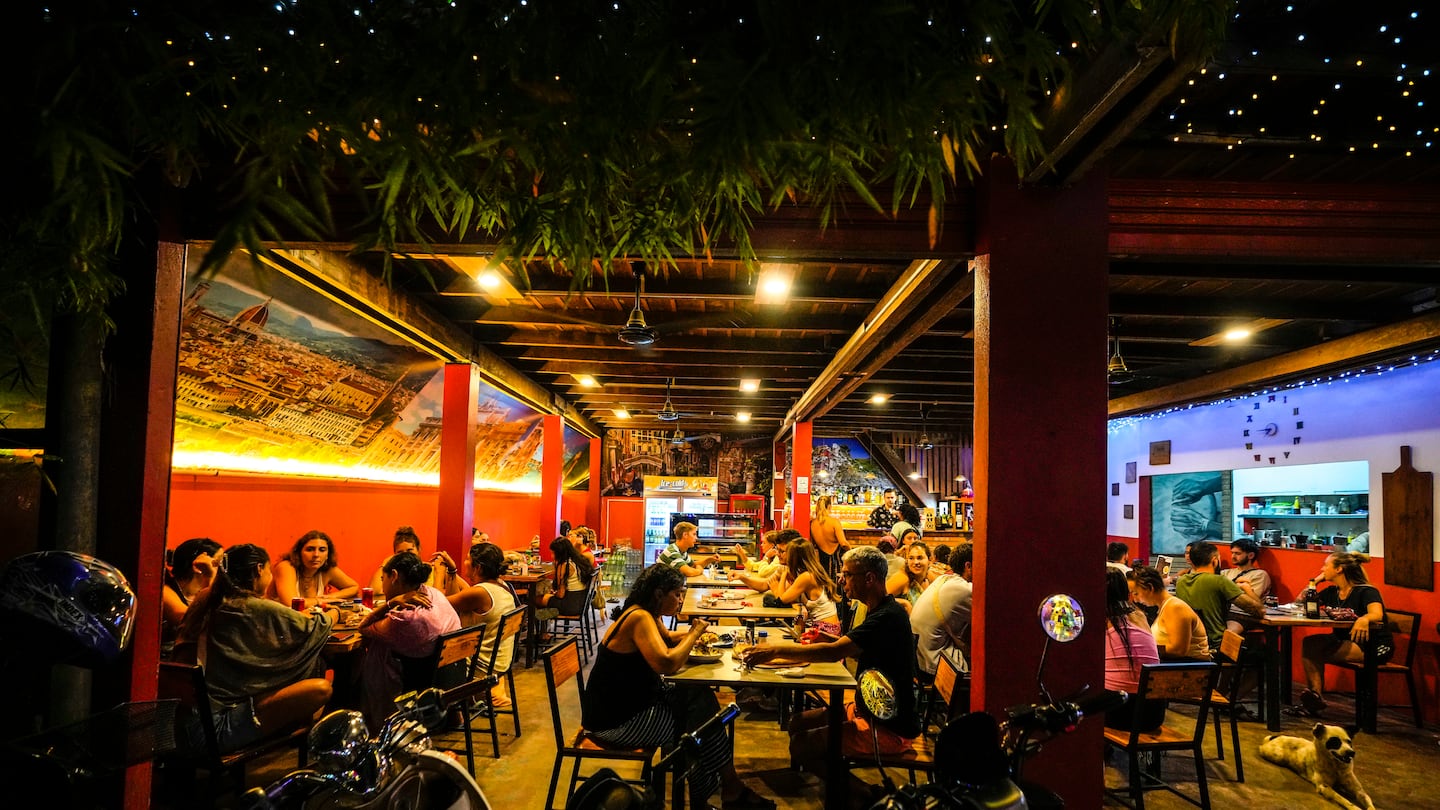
xmin=358 ymin=551 xmax=461 ymax=731
xmin=1103 ymin=568 xmax=1164 ymax=732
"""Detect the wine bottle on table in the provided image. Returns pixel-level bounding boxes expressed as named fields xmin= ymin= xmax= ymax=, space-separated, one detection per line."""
xmin=1302 ymin=579 xmax=1321 ymax=619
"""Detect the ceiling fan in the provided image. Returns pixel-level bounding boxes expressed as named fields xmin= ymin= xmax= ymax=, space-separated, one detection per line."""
xmin=916 ymin=404 xmax=935 ymax=450
xmin=637 ymin=378 xmax=700 ymax=422
xmin=1108 ymin=319 xmax=1136 ymax=385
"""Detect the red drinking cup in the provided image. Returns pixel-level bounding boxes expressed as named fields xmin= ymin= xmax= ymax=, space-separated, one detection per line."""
xmin=290 ymin=597 xmax=306 ymax=611
xmin=361 ymin=587 xmax=374 ymax=608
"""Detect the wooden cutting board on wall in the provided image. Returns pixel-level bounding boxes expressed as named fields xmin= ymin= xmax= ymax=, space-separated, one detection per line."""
xmin=1382 ymin=446 xmax=1434 ymax=591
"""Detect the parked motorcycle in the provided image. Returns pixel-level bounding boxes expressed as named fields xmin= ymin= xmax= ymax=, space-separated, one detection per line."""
xmin=566 ymin=702 xmax=741 ymax=810
xmin=241 ymin=687 xmax=491 ymax=810
xmin=862 ymin=593 xmax=1126 ymax=810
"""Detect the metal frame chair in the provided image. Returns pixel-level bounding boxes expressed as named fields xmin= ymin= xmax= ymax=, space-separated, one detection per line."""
xmin=1197 ymin=630 xmax=1249 ymax=782
xmin=461 ymin=606 xmax=528 ymax=759
xmin=1103 ymin=661 xmax=1219 ymax=810
xmin=542 ymin=637 xmax=660 ymax=810
xmin=395 ymin=622 xmax=487 ymax=771
xmin=550 ymin=575 xmax=601 ymax=663
xmin=1330 ymin=608 xmax=1424 ymax=729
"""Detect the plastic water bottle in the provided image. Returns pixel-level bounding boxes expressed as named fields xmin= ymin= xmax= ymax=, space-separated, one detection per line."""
xmin=757 ymin=630 xmax=769 ymax=647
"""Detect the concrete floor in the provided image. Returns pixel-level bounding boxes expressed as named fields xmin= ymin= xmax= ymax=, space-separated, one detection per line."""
xmin=237 ymin=617 xmax=1440 ymax=809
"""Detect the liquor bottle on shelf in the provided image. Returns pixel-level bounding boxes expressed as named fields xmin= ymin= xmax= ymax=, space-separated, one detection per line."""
xmin=1302 ymin=580 xmax=1321 ymax=619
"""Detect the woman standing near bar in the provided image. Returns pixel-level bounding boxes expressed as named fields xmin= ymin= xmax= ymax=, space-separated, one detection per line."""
xmin=1296 ymin=551 xmax=1394 ymax=717
xmin=808 ymin=495 xmax=849 ymax=590
xmin=271 ymin=530 xmax=359 ymax=607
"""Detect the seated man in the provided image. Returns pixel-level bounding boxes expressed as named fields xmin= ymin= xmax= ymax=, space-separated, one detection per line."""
xmin=1106 ymin=541 xmax=1131 ymax=573
xmin=1222 ymin=537 xmax=1272 ymax=633
xmin=658 ymin=521 xmax=719 ymax=577
xmin=1174 ymin=540 xmax=1264 ymax=651
xmin=742 ymin=545 xmax=922 ymax=784
xmin=911 ymin=542 xmax=973 ymax=679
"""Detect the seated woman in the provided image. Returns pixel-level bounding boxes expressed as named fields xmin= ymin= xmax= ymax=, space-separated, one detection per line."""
xmin=571 ymin=525 xmax=599 ymax=569
xmin=887 ymin=541 xmax=939 ymax=609
xmin=270 ymin=530 xmax=359 ymax=607
xmin=1102 ymin=568 xmax=1165 ymax=732
xmin=536 ymin=535 xmax=594 ymax=616
xmin=176 ymin=543 xmax=336 ymax=752
xmin=761 ymin=539 xmax=842 ymax=640
xmin=161 ymin=537 xmax=221 ymax=658
xmin=1128 ymin=565 xmax=1210 ymax=661
xmin=583 ymin=565 xmax=773 ymax=810
xmin=358 ymin=551 xmax=462 ymax=731
xmin=729 ymin=530 xmax=793 ymax=585
xmin=447 ymin=542 xmax=520 ymax=707
xmin=1297 ymin=551 xmax=1394 ymax=717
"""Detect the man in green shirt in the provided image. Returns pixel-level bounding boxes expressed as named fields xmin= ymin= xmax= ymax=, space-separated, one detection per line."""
xmin=657 ymin=521 xmax=719 ymax=577
xmin=1175 ymin=541 xmax=1264 ymax=650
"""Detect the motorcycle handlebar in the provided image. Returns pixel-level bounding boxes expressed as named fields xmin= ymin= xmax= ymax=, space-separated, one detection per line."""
xmin=1005 ymin=689 xmax=1127 ymax=734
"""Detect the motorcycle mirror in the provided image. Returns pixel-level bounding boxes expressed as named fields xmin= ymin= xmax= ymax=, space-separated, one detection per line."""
xmin=856 ymin=669 xmax=898 ymax=721
xmin=1037 ymin=593 xmax=1084 ymax=642
xmin=308 ymin=709 xmax=370 ymax=773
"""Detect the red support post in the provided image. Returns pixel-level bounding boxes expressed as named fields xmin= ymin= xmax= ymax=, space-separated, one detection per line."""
xmin=436 ymin=364 xmax=478 ymax=565
xmin=538 ymin=414 xmax=564 ymax=557
xmin=587 ymin=436 xmax=602 ymax=534
xmin=971 ymin=157 xmax=1108 ymax=810
xmin=791 ymin=421 xmax=812 ymax=536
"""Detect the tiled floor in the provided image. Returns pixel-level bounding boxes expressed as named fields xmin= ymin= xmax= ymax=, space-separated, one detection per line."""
xmin=232 ymin=618 xmax=1440 ymax=810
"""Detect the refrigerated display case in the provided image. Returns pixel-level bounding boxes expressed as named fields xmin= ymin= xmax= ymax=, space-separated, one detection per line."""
xmin=669 ymin=512 xmax=758 ymax=552
xmin=643 ymin=475 xmax=718 ymax=563
xmin=728 ymin=494 xmax=766 ymax=532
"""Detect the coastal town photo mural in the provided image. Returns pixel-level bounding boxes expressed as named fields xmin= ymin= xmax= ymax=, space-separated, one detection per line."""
xmin=173 ymin=254 xmax=584 ymax=490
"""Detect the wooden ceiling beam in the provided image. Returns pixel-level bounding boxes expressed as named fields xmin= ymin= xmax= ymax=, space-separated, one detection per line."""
xmin=433 ymin=276 xmax=897 ymax=306
xmin=1110 ymin=260 xmax=1440 ymax=285
xmin=1108 ymin=309 xmax=1440 ymax=416
xmin=1109 ymin=294 xmax=1399 ymax=322
xmin=492 ymin=332 xmax=843 ymax=355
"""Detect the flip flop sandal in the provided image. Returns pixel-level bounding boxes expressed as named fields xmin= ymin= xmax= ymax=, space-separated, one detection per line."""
xmin=1299 ymin=688 xmax=1327 ymax=716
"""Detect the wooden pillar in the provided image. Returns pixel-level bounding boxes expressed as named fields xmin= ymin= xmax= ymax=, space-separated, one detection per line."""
xmin=972 ymin=157 xmax=1108 ymax=809
xmin=791 ymin=421 xmax=813 ymax=537
xmin=436 ymin=363 xmax=478 ymax=565
xmin=538 ymin=414 xmax=564 ymax=557
xmin=587 ymin=436 xmax=602 ymax=534
xmin=89 ymin=238 xmax=184 ymax=808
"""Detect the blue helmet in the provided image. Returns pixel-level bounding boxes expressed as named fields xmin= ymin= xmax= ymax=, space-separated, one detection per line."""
xmin=0 ymin=551 xmax=136 ymax=665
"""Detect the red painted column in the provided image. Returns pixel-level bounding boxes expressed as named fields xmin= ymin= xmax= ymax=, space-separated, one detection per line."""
xmin=791 ymin=421 xmax=813 ymax=537
xmin=972 ymin=157 xmax=1108 ymax=809
xmin=586 ymin=436 xmax=602 ymax=535
xmin=538 ymin=414 xmax=564 ymax=557
xmin=772 ymin=438 xmax=788 ymax=529
xmin=436 ymin=364 xmax=478 ymax=566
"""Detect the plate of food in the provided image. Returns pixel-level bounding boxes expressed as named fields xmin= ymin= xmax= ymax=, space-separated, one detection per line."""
xmin=688 ymin=632 xmax=726 ymax=663
xmin=698 ymin=598 xmax=747 ymax=610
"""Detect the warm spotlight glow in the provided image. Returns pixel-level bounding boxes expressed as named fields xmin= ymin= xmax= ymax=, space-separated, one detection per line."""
xmin=761 ymin=277 xmax=790 ymax=296
xmin=908 ymin=471 xmax=922 ymax=479
xmin=478 ymin=270 xmax=502 ymax=290
xmin=573 ymin=374 xmax=599 ymax=387
xmin=735 ymin=411 xmax=752 ymax=423
xmin=1222 ymin=328 xmax=1252 ymax=342
xmin=868 ymin=393 xmax=889 ymax=405
xmin=755 ymin=263 xmax=798 ymax=305
xmin=739 ymin=378 xmax=761 ymax=392
xmin=613 ymin=407 xmax=631 ymax=419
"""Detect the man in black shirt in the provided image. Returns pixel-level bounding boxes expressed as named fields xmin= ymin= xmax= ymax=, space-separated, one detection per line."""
xmin=742 ymin=544 xmax=920 ymax=783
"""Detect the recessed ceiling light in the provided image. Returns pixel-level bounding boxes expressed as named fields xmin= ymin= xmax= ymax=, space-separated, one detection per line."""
xmin=478 ymin=270 xmax=502 ymax=290
xmin=739 ymin=378 xmax=760 ymax=392
xmin=868 ymin=393 xmax=889 ymax=405
xmin=1189 ymin=318 xmax=1290 ymax=347
xmin=573 ymin=373 xmax=599 ymax=387
xmin=907 ymin=471 xmax=922 ymax=479
xmin=755 ymin=263 xmax=799 ymax=305
xmin=1221 ymin=328 xmax=1252 ymax=342
xmin=735 ymin=411 xmax=751 ymax=423
xmin=612 ymin=407 xmax=630 ymax=419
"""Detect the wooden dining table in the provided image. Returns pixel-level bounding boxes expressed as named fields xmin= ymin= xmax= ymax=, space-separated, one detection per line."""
xmin=667 ymin=649 xmax=855 ymax=810
xmin=502 ymin=565 xmax=554 ymax=667
xmin=678 ymin=587 xmax=797 ymax=622
xmin=1257 ymin=610 xmax=1365 ymax=731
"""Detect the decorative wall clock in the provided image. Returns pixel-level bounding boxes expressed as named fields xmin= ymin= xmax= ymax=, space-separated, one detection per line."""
xmin=1241 ymin=393 xmax=1303 ymax=464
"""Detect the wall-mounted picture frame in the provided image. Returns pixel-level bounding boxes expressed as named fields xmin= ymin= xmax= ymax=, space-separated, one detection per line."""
xmin=1111 ymin=482 xmax=1120 ymax=496
xmin=1124 ymin=461 xmax=1137 ymax=483
xmin=1123 ymin=504 xmax=1135 ymax=519
xmin=1149 ymin=440 xmax=1172 ymax=466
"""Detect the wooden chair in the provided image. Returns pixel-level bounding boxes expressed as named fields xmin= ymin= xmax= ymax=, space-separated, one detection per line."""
xmin=843 ymin=665 xmax=943 ymax=786
xmin=1193 ymin=631 xmax=1248 ymax=782
xmin=396 ymin=623 xmax=487 ymax=771
xmin=461 ymin=606 xmax=528 ymax=759
xmin=1329 ymin=608 xmax=1424 ymax=729
xmin=923 ymin=653 xmax=967 ymax=739
xmin=550 ymin=576 xmax=601 ymax=664
xmin=542 ymin=637 xmax=660 ymax=810
xmin=156 ymin=662 xmax=309 ymax=805
xmin=1104 ymin=661 xmax=1219 ymax=810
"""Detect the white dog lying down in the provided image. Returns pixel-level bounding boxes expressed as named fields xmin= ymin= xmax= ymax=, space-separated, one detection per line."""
xmin=1259 ymin=723 xmax=1376 ymax=810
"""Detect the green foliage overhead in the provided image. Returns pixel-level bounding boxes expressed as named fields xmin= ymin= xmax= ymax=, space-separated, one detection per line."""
xmin=7 ymin=0 xmax=1230 ymax=324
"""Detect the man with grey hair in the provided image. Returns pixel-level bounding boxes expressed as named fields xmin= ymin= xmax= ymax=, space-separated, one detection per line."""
xmin=743 ymin=544 xmax=920 ymax=785
xmin=657 ymin=521 xmax=719 ymax=577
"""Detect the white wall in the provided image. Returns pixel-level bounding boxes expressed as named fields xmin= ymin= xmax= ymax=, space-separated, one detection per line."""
xmin=1107 ymin=358 xmax=1440 ymax=559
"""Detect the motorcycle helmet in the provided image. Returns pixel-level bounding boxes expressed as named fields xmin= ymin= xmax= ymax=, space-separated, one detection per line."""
xmin=0 ymin=551 xmax=136 ymax=666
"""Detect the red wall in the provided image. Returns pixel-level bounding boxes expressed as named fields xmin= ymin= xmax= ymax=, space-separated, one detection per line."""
xmin=168 ymin=474 xmax=590 ymax=582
